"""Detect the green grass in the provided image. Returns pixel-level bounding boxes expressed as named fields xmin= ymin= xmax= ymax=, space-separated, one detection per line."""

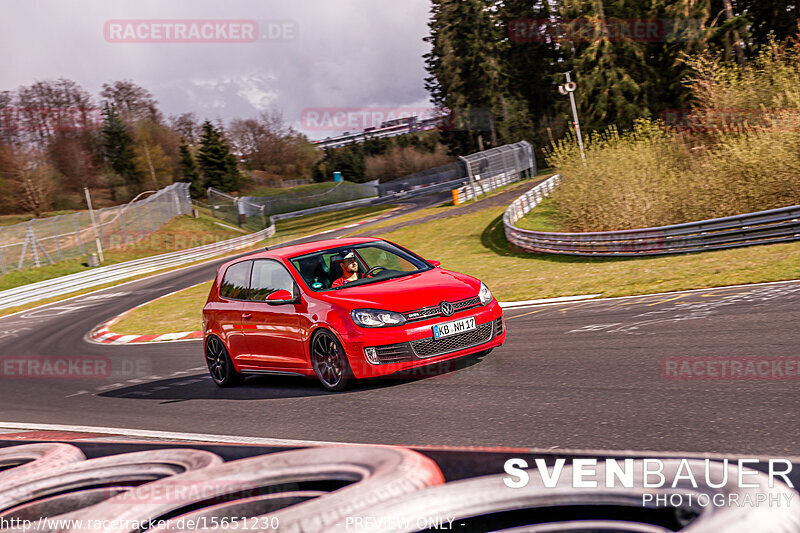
xmin=372 ymin=202 xmax=800 ymax=301
xmin=110 ymin=196 xmax=800 ymax=334
xmin=513 ymin=197 xmax=566 ymax=232
xmin=114 ymin=281 xmax=212 ymax=335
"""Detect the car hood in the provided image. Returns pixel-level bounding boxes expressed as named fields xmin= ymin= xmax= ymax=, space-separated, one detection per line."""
xmin=318 ymin=268 xmax=481 ymax=312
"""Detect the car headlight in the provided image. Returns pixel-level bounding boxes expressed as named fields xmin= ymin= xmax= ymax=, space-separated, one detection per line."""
xmin=351 ymin=309 xmax=407 ymax=328
xmin=478 ymin=282 xmax=492 ymax=305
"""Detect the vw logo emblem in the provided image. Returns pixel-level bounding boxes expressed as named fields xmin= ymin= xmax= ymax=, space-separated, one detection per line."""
xmin=440 ymin=301 xmax=454 ymax=317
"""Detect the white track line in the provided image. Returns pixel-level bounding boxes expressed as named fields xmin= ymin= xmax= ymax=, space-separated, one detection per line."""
xmin=0 ymin=422 xmax=342 ymax=447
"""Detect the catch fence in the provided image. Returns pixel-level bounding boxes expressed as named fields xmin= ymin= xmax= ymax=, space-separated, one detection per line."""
xmin=0 ymin=182 xmax=192 ymax=273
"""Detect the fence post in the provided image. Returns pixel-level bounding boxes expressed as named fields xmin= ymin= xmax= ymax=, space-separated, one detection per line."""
xmin=259 ymin=205 xmax=266 ymax=229
xmin=52 ymin=215 xmax=63 ymax=261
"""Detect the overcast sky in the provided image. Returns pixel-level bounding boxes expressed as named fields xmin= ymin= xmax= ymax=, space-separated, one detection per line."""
xmin=0 ymin=0 xmax=433 ymax=139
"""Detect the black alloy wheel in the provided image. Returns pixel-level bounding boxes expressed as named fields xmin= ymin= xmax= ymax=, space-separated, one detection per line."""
xmin=205 ymin=335 xmax=242 ymax=387
xmin=311 ymin=330 xmax=353 ymax=391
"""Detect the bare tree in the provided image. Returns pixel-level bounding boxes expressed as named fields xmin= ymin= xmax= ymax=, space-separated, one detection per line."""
xmin=168 ymin=112 xmax=200 ymax=144
xmin=100 ymin=80 xmax=161 ymax=124
xmin=228 ymin=109 xmax=316 ymax=177
xmin=15 ymin=78 xmax=96 ymax=147
xmin=1 ymin=148 xmax=56 ymax=216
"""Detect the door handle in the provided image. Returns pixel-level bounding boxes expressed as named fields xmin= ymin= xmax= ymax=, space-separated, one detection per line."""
xmin=242 ymin=313 xmax=253 ymax=319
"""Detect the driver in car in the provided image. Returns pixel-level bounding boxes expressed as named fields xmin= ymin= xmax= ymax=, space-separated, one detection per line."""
xmin=331 ymin=250 xmax=370 ymax=288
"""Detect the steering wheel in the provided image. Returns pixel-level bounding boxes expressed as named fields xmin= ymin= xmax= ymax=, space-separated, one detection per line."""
xmin=363 ymin=266 xmax=388 ymax=277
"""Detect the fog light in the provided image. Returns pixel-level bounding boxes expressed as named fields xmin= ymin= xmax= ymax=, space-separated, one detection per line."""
xmin=364 ymin=347 xmax=379 ymax=365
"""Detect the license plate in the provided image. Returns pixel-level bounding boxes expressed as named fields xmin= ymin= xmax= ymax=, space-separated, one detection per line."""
xmin=432 ymin=316 xmax=477 ymax=339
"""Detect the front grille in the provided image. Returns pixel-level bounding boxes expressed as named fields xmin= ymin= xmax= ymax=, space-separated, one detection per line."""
xmin=411 ymin=322 xmax=494 ymax=359
xmin=403 ymin=296 xmax=482 ymax=322
xmin=372 ymin=342 xmax=415 ymax=363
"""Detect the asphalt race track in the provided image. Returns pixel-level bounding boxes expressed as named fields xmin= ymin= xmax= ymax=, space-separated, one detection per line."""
xmin=0 ymin=199 xmax=798 ymax=455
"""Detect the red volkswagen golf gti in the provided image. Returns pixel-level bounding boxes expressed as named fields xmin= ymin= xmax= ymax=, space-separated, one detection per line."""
xmin=202 ymin=237 xmax=505 ymax=391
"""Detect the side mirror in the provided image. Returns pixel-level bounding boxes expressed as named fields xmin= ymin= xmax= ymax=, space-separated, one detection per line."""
xmin=429 ymin=260 xmax=441 ymax=267
xmin=266 ymin=289 xmax=296 ymax=305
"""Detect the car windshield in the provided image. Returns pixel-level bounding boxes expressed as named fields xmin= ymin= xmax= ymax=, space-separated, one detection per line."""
xmin=289 ymin=241 xmax=430 ymax=291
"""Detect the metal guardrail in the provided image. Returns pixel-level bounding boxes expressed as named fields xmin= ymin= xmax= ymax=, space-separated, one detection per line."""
xmin=503 ymin=174 xmax=800 ymax=256
xmin=0 ymin=226 xmax=275 ymax=312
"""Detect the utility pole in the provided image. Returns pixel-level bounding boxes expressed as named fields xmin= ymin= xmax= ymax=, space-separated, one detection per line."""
xmin=84 ymin=187 xmax=105 ymax=263
xmin=559 ymin=72 xmax=586 ymax=163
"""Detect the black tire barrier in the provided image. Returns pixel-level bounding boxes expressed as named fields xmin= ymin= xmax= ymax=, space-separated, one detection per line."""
xmin=0 ymin=447 xmax=222 ymax=527
xmin=2 ymin=446 xmax=799 ymax=533
xmin=0 ymin=444 xmax=444 ymax=533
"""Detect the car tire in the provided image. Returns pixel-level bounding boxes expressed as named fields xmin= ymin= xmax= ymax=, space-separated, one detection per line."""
xmin=205 ymin=335 xmax=243 ymax=387
xmin=310 ymin=329 xmax=353 ymax=392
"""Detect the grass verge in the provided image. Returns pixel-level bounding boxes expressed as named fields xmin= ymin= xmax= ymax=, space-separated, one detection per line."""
xmin=111 ymin=190 xmax=800 ymax=334
xmin=513 ymin=197 xmax=566 ymax=232
xmin=114 ymin=281 xmax=213 ymax=335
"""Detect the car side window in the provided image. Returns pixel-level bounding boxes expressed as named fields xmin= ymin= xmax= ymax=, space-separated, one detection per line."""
xmin=220 ymin=261 xmax=252 ymax=300
xmin=249 ymin=260 xmax=295 ymax=301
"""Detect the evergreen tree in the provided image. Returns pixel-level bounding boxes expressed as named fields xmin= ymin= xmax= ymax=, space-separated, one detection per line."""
xmin=101 ymin=103 xmax=144 ymax=198
xmin=424 ymin=0 xmax=509 ymax=154
xmin=197 ymin=121 xmax=241 ymax=192
xmin=178 ymin=143 xmax=202 ymax=196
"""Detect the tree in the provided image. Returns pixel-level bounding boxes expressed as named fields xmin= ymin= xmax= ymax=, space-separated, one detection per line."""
xmin=178 ymin=144 xmax=203 ymax=196
xmin=133 ymin=123 xmax=173 ymax=189
xmin=15 ymin=78 xmax=96 ymax=147
xmin=100 ymin=80 xmax=161 ymax=124
xmin=197 ymin=121 xmax=241 ymax=192
xmin=46 ymin=132 xmax=99 ymax=191
xmin=229 ymin=109 xmax=319 ymax=179
xmin=168 ymin=112 xmax=200 ymax=145
xmin=0 ymin=147 xmax=55 ymax=217
xmin=101 ymin=103 xmax=144 ymax=198
xmin=424 ymin=0 xmax=510 ymax=154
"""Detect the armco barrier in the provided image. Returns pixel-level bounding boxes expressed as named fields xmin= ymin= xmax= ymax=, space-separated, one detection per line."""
xmin=503 ymin=174 xmax=800 ymax=256
xmin=0 ymin=226 xmax=275 ymax=312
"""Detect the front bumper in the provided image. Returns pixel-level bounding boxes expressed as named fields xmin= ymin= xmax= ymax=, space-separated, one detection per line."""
xmin=342 ymin=301 xmax=505 ymax=379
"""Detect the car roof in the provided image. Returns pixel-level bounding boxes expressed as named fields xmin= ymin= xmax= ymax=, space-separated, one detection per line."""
xmin=242 ymin=236 xmax=384 ymax=261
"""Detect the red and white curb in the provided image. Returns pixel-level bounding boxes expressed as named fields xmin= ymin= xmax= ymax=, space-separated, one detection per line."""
xmin=88 ymin=281 xmax=208 ymax=345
